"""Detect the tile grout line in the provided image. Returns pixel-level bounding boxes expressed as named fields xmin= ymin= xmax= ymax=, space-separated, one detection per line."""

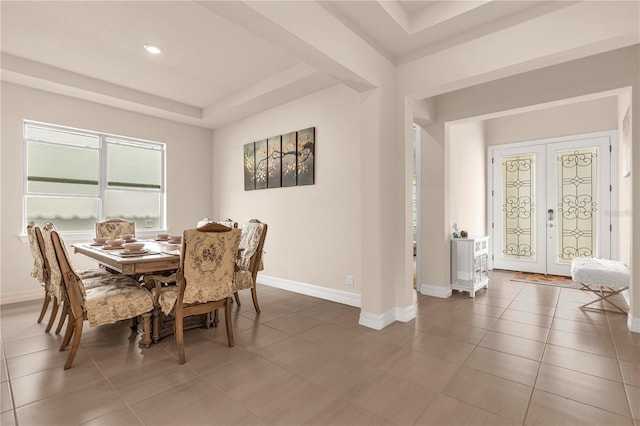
xmin=606 ymin=309 xmax=636 ymax=421
xmin=514 ymin=282 xmax=556 ymax=425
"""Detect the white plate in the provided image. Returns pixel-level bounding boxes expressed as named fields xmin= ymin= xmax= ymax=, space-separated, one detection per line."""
xmin=102 ymin=245 xmax=125 ymax=250
xmin=121 ymin=248 xmax=149 ymax=255
xmin=90 ymin=242 xmax=105 ymax=246
xmin=154 ymin=238 xmax=169 ymax=242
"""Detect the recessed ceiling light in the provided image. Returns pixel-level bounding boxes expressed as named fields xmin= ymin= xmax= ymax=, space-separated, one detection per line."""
xmin=143 ymin=44 xmax=162 ymax=55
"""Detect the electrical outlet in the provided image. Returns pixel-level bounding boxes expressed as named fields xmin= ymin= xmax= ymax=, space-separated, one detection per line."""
xmin=346 ymin=275 xmax=354 ymax=286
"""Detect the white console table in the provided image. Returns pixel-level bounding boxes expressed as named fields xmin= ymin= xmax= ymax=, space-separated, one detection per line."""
xmin=450 ymin=236 xmax=489 ymax=297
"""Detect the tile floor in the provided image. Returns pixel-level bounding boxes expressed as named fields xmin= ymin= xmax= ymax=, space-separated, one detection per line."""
xmin=1 ymin=270 xmax=639 ymax=425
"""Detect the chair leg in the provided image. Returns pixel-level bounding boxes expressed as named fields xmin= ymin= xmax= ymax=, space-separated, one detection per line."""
xmin=60 ymin=313 xmax=75 ymax=351
xmin=225 ymin=298 xmax=234 ymax=348
xmin=213 ymin=309 xmax=219 ymax=327
xmin=55 ymin=310 xmax=67 ymax=335
xmin=130 ymin=316 xmax=138 ymax=334
xmin=233 ymin=291 xmax=241 ymax=307
xmin=37 ymin=294 xmax=50 ymax=324
xmin=64 ymin=317 xmax=83 ymax=370
xmin=175 ymin=314 xmax=186 ymax=364
xmin=45 ymin=298 xmax=59 ymax=333
xmin=251 ymin=287 xmax=260 ymax=314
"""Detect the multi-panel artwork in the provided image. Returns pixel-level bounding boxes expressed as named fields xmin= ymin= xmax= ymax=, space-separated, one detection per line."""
xmin=244 ymin=127 xmax=315 ymax=191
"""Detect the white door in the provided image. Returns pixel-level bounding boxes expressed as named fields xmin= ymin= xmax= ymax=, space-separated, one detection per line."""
xmin=490 ymin=133 xmax=614 ymax=276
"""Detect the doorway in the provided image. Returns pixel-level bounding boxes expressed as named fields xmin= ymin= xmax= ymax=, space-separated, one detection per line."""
xmin=489 ymin=131 xmax=616 ymax=276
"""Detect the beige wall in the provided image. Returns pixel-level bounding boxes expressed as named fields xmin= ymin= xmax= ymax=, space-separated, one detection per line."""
xmin=210 ymin=85 xmax=363 ymax=296
xmin=0 ymin=82 xmax=213 ymax=303
xmin=485 ymin=97 xmax=618 ymax=146
xmin=448 ymin=120 xmax=486 ymax=237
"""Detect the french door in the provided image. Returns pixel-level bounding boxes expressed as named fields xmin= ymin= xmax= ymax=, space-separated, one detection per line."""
xmin=490 ymin=132 xmax=614 ymax=276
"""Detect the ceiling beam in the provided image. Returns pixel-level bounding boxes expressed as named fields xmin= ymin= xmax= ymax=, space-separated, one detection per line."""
xmin=199 ymin=0 xmax=388 ymax=93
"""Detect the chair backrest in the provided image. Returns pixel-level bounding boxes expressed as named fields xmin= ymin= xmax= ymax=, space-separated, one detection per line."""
xmin=179 ymin=226 xmax=241 ymax=306
xmin=42 ymin=223 xmax=66 ymax=302
xmin=26 ymin=221 xmax=48 ymax=284
xmin=196 ymin=218 xmax=238 ymax=229
xmin=238 ymin=219 xmax=268 ymax=278
xmin=50 ymin=229 xmax=86 ymax=321
xmin=95 ymin=219 xmax=135 ymax=239
xmin=217 ymin=219 xmax=238 ymax=229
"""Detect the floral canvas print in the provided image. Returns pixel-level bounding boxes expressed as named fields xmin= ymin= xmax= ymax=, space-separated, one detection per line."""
xmin=255 ymin=139 xmax=268 ymax=190
xmin=267 ymin=136 xmax=282 ymax=188
xmin=243 ymin=142 xmax=255 ymax=191
xmin=297 ymin=127 xmax=315 ymax=186
xmin=281 ymin=131 xmax=297 ymax=187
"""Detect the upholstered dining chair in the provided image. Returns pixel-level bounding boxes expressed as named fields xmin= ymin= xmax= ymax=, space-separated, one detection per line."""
xmin=233 ymin=219 xmax=268 ymax=314
xmin=26 ymin=221 xmax=51 ymax=324
xmin=40 ymin=223 xmax=113 ymax=335
xmin=49 ymin=228 xmax=154 ymax=369
xmin=95 ymin=218 xmax=135 ymax=239
xmin=144 ymin=223 xmax=241 ymax=364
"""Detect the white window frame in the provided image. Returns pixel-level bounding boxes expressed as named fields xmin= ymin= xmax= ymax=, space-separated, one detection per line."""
xmin=23 ymin=120 xmax=166 ymax=240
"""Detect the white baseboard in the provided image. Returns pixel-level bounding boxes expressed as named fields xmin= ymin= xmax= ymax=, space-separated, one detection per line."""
xmin=419 ymin=283 xmax=452 ymax=298
xmin=394 ymin=304 xmax=417 ymax=322
xmin=628 ymin=314 xmax=640 ymax=333
xmin=359 ymin=304 xmax=417 ymax=330
xmin=258 ymin=274 xmax=361 ymax=307
xmin=1 ymin=288 xmax=43 ymax=305
xmin=259 ymin=274 xmax=418 ymax=330
xmin=359 ymin=309 xmax=396 ymax=330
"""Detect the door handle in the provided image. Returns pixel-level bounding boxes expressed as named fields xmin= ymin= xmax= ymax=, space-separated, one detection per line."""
xmin=547 ymin=209 xmax=554 ymax=221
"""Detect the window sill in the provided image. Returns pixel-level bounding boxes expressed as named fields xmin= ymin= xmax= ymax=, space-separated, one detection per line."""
xmin=19 ymin=229 xmax=168 ymax=244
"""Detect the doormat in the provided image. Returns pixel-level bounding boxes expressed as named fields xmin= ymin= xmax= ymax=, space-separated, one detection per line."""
xmin=511 ymin=272 xmax=582 ymax=289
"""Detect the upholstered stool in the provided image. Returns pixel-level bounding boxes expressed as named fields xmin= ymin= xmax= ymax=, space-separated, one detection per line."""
xmin=571 ymin=258 xmax=630 ymax=314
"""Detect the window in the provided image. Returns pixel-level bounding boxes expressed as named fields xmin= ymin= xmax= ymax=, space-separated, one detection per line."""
xmin=24 ymin=121 xmax=165 ymax=233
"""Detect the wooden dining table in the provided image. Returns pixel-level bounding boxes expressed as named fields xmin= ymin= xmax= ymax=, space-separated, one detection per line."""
xmin=72 ymin=240 xmax=181 ymax=275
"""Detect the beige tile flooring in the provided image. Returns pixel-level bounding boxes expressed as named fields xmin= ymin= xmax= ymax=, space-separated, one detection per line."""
xmin=1 ymin=269 xmax=639 ymax=425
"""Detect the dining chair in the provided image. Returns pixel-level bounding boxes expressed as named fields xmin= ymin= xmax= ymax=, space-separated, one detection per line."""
xmin=144 ymin=223 xmax=241 ymax=364
xmin=49 ymin=228 xmax=154 ymax=369
xmin=233 ymin=219 xmax=268 ymax=313
xmin=95 ymin=218 xmax=136 ymax=239
xmin=40 ymin=223 xmax=114 ymax=335
xmin=26 ymin=221 xmax=51 ymax=324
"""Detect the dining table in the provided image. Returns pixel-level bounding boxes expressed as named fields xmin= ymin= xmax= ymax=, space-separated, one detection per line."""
xmin=72 ymin=240 xmax=181 ymax=276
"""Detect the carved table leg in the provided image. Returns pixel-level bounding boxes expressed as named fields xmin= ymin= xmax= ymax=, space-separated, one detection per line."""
xmin=152 ymin=307 xmax=160 ymax=343
xmin=140 ymin=312 xmax=152 ymax=348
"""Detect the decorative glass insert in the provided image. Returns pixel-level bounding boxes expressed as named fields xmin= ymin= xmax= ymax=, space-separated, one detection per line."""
xmin=557 ymin=148 xmax=598 ymax=263
xmin=502 ymin=155 xmax=535 ymax=260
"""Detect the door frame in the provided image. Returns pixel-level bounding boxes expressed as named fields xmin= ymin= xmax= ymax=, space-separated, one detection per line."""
xmin=487 ymin=130 xmax=618 ymax=273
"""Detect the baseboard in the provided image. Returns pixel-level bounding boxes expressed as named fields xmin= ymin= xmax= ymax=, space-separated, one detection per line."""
xmin=359 ymin=309 xmax=395 ymax=330
xmin=0 ymin=288 xmax=43 ymax=305
xmin=628 ymin=314 xmax=640 ymax=333
xmin=394 ymin=304 xmax=417 ymax=322
xmin=257 ymin=274 xmax=361 ymax=307
xmin=419 ymin=283 xmax=452 ymax=298
xmin=359 ymin=303 xmax=417 ymax=330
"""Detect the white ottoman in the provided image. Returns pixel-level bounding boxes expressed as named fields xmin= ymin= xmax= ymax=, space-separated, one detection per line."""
xmin=571 ymin=258 xmax=630 ymax=314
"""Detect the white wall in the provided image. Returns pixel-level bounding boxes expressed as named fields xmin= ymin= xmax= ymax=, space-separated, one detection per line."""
xmin=210 ymin=84 xmax=363 ymax=296
xmin=0 ymin=82 xmax=213 ymax=304
xmin=448 ymin=120 xmax=486 ymax=237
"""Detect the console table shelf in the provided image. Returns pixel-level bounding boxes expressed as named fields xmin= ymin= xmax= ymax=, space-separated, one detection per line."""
xmin=450 ymin=236 xmax=489 ymax=297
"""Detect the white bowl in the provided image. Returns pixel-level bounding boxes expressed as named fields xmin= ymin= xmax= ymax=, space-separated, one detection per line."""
xmin=106 ymin=238 xmax=124 ymax=247
xmin=124 ymin=242 xmax=145 ymax=251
